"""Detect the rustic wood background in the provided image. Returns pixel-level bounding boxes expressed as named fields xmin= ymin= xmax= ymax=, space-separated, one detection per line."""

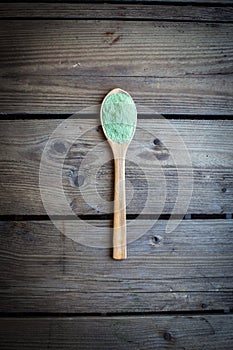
xmin=0 ymin=1 xmax=233 ymax=349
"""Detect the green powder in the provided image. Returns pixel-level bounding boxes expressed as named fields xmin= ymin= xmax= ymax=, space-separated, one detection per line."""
xmin=102 ymin=92 xmax=137 ymax=144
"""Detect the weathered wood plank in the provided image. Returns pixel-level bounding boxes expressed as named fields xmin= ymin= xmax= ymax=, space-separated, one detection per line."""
xmin=0 ymin=3 xmax=233 ymax=22
xmin=110 ymin=0 xmax=233 ymax=2
xmin=83 ymin=0 xmax=233 ymax=3
xmin=0 ymin=220 xmax=232 ymax=312
xmin=0 ymin=315 xmax=232 ymax=350
xmin=0 ymin=119 xmax=232 ymax=215
xmin=0 ymin=20 xmax=232 ymax=78
xmin=76 ymin=0 xmax=233 ymax=3
xmin=0 ymin=75 xmax=232 ymax=114
xmin=30 ymin=0 xmax=233 ymax=3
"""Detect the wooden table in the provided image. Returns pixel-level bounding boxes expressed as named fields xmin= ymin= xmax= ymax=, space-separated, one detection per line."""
xmin=0 ymin=1 xmax=233 ymax=349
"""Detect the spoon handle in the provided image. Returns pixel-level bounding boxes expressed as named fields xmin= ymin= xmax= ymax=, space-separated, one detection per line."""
xmin=113 ymin=156 xmax=127 ymax=260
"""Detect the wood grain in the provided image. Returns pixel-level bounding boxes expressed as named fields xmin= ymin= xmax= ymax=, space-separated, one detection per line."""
xmin=77 ymin=0 xmax=233 ymax=3
xmin=79 ymin=0 xmax=233 ymax=3
xmin=0 ymin=75 xmax=232 ymax=114
xmin=0 ymin=219 xmax=232 ymax=312
xmin=0 ymin=315 xmax=233 ymax=350
xmin=0 ymin=119 xmax=232 ymax=216
xmin=0 ymin=3 xmax=233 ymax=22
xmin=0 ymin=19 xmax=232 ymax=114
xmin=0 ymin=20 xmax=232 ymax=78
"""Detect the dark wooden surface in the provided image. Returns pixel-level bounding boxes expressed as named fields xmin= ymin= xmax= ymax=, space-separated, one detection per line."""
xmin=0 ymin=18 xmax=232 ymax=114
xmin=0 ymin=219 xmax=233 ymax=312
xmin=0 ymin=315 xmax=233 ymax=350
xmin=1 ymin=20 xmax=232 ymax=77
xmin=1 ymin=3 xmax=233 ymax=21
xmin=0 ymin=1 xmax=232 ymax=349
xmin=0 ymin=119 xmax=232 ymax=215
xmin=1 ymin=75 xmax=233 ymax=114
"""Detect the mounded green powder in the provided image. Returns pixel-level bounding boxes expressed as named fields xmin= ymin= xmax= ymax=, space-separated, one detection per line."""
xmin=102 ymin=92 xmax=137 ymax=144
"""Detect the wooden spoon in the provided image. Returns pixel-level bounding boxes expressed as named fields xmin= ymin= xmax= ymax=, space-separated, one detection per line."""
xmin=100 ymin=88 xmax=137 ymax=260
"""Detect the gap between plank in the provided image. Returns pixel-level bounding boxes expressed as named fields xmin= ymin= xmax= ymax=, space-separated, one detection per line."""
xmin=0 ymin=214 xmax=230 ymax=221
xmin=0 ymin=17 xmax=233 ymax=23
xmin=1 ymin=114 xmax=233 ymax=120
xmin=2 ymin=1 xmax=232 ymax=8
xmin=0 ymin=309 xmax=231 ymax=319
